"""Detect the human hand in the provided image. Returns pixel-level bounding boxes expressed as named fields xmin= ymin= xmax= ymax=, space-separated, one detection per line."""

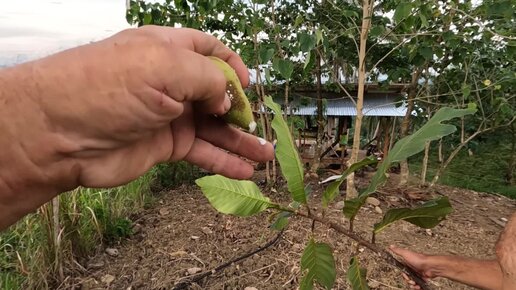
xmin=1 ymin=25 xmax=274 ymax=192
xmin=496 ymin=213 xmax=516 ymax=289
xmin=389 ymin=245 xmax=437 ymax=289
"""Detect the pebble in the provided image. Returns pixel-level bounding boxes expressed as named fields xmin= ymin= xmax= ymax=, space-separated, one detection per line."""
xmin=187 ymin=267 xmax=203 ymax=275
xmin=101 ymin=274 xmax=115 ymax=285
xmin=374 ymin=206 xmax=383 ymax=214
xmin=366 ymin=197 xmax=381 ymax=206
xmin=105 ymin=248 xmax=119 ymax=257
xmin=334 ymin=201 xmax=345 ymax=210
xmin=190 ymin=235 xmax=200 ymax=240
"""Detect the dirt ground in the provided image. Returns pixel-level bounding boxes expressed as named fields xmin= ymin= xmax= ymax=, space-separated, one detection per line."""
xmin=67 ymin=171 xmax=515 ymax=290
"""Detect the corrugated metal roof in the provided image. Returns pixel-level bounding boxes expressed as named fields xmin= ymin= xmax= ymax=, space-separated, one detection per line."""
xmin=287 ymin=96 xmax=406 ymax=117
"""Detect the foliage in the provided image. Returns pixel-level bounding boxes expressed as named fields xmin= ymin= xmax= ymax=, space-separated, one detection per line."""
xmin=196 ymin=98 xmax=468 ymax=288
xmin=154 ymin=161 xmax=206 ymax=189
xmin=0 ymin=170 xmax=157 ymax=288
xmin=347 ymin=256 xmax=369 ymax=290
xmin=299 ymin=239 xmax=336 ymax=290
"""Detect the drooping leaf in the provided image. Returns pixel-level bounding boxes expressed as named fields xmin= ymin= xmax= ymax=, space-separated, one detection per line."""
xmin=343 ymin=107 xmax=476 ymax=220
xmin=347 ymin=256 xmax=369 ymax=290
xmin=273 ymin=58 xmax=294 ymax=80
xmin=300 ymin=239 xmax=336 ymax=290
xmin=259 ymin=47 xmax=275 ymax=64
xmin=374 ymin=197 xmax=453 ymax=234
xmin=195 ymin=175 xmax=275 ymax=216
xmin=304 ymin=51 xmax=312 ymax=70
xmin=322 ymin=157 xmax=377 ymax=208
xmin=264 ymin=96 xmax=306 ymax=204
xmin=299 ymin=33 xmax=316 ymax=53
xmin=394 ymin=2 xmax=412 ymax=23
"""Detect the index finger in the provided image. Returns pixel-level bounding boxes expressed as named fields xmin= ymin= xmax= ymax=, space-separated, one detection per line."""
xmin=141 ymin=25 xmax=249 ymax=88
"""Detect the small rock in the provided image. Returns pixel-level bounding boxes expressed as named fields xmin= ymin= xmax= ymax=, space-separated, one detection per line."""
xmin=244 ymin=287 xmax=258 ymax=290
xmin=334 ymin=201 xmax=345 ymax=210
xmin=425 ymin=229 xmax=433 ymax=236
xmin=87 ymin=260 xmax=105 ymax=269
xmin=132 ymin=224 xmax=142 ymax=235
xmin=366 ymin=197 xmax=381 ymax=206
xmin=187 ymin=267 xmax=203 ymax=275
xmin=105 ymin=248 xmax=119 ymax=257
xmin=190 ymin=235 xmax=200 ymax=240
xmin=368 ymin=280 xmax=381 ymax=288
xmin=374 ymin=206 xmax=383 ymax=214
xmin=358 ymin=247 xmax=365 ymax=253
xmin=201 ymin=227 xmax=213 ymax=235
xmin=501 ymin=217 xmax=508 ymax=222
xmin=101 ymin=274 xmax=115 ymax=285
xmin=159 ymin=208 xmax=170 ymax=216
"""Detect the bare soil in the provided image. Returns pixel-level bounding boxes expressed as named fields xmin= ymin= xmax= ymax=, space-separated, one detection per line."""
xmin=67 ymin=171 xmax=515 ymax=290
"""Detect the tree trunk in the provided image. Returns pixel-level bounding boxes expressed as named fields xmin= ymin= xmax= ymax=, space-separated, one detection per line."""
xmin=346 ymin=0 xmax=373 ymax=198
xmin=311 ymin=52 xmax=324 ymax=174
xmin=399 ymin=68 xmax=422 ymax=185
xmin=507 ymin=123 xmax=515 ymax=185
xmin=420 ymin=141 xmax=430 ymax=186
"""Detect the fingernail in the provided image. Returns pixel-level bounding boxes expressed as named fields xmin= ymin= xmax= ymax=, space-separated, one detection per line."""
xmin=257 ymin=137 xmax=267 ymax=145
xmin=224 ymin=92 xmax=231 ymax=113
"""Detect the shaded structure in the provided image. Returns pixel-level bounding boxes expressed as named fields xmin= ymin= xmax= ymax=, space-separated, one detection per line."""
xmin=268 ymin=83 xmax=409 ymax=168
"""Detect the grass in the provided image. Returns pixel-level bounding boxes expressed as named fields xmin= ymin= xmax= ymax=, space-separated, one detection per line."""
xmin=409 ymin=133 xmax=515 ymax=199
xmin=0 ymin=162 xmax=205 ymax=289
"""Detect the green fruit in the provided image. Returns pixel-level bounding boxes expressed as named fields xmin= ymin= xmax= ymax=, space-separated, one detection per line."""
xmin=209 ymin=56 xmax=257 ymax=133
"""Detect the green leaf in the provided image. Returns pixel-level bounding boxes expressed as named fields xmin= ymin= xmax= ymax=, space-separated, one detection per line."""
xmin=374 ymin=197 xmax=453 ymax=234
xmin=419 ymin=14 xmax=428 ymax=27
xmin=315 ymin=29 xmax=324 ymax=45
xmin=304 ymin=51 xmax=312 ymax=70
xmin=419 ymin=46 xmax=433 ymax=61
xmin=273 ymin=58 xmax=294 ymax=80
xmin=394 ymin=2 xmax=412 ymax=23
xmin=322 ymin=157 xmax=377 ymax=208
xmin=347 ymin=256 xmax=369 ymax=290
xmin=265 ymin=67 xmax=272 ymax=84
xmin=264 ymin=96 xmax=306 ymax=204
xmin=300 ymin=239 xmax=336 ymax=290
xmin=369 ymin=26 xmax=384 ymax=38
xmin=195 ymin=175 xmax=275 ymax=216
xmin=259 ymin=48 xmax=275 ymax=64
xmin=143 ymin=13 xmax=152 ymax=25
xmin=299 ymin=33 xmax=316 ymax=53
xmin=294 ymin=15 xmax=304 ymax=28
xmin=343 ymin=107 xmax=476 ymax=220
xmin=461 ymin=84 xmax=471 ymax=98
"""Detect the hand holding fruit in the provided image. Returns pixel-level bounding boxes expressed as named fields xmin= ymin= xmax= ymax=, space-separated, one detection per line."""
xmin=0 ymin=25 xmax=274 ymax=229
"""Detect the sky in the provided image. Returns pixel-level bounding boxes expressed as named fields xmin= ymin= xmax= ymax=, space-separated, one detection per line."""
xmin=0 ymin=0 xmax=132 ymax=66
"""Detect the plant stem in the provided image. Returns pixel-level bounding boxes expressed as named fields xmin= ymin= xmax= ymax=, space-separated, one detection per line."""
xmin=280 ymin=207 xmax=432 ymax=290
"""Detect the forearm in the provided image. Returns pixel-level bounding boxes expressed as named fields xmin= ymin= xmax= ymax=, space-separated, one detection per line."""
xmin=0 ymin=63 xmax=79 ymax=230
xmin=430 ymin=255 xmax=502 ymax=290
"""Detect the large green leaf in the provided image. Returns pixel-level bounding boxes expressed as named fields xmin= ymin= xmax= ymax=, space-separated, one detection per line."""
xmin=264 ymin=96 xmax=306 ymax=204
xmin=300 ymin=239 xmax=336 ymax=290
xmin=259 ymin=47 xmax=275 ymax=64
xmin=299 ymin=32 xmax=316 ymax=53
xmin=393 ymin=2 xmax=412 ymax=23
xmin=374 ymin=197 xmax=453 ymax=234
xmin=195 ymin=175 xmax=275 ymax=216
xmin=347 ymin=256 xmax=369 ymax=290
xmin=343 ymin=106 xmax=476 ymax=220
xmin=322 ymin=157 xmax=377 ymax=208
xmin=273 ymin=58 xmax=294 ymax=80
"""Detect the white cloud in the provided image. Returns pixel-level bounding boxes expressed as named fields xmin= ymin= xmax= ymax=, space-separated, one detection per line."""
xmin=0 ymin=0 xmax=132 ymax=66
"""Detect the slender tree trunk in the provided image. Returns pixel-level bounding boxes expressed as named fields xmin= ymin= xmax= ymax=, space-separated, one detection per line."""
xmin=252 ymin=24 xmax=271 ymax=183
xmin=421 ymin=141 xmax=430 ymax=186
xmin=346 ymin=0 xmax=373 ymax=198
xmin=311 ymin=52 xmax=324 ymax=174
xmin=399 ymin=68 xmax=422 ymax=185
xmin=507 ymin=123 xmax=515 ymax=185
